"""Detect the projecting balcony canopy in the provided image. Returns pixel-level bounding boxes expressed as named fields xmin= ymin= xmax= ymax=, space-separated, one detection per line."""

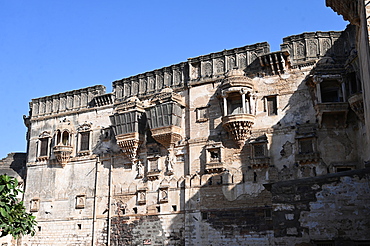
xmin=220 ymin=68 xmax=254 ymax=91
xmin=110 ymin=97 xmax=146 ymax=163
xmin=146 ymin=88 xmax=185 ymax=149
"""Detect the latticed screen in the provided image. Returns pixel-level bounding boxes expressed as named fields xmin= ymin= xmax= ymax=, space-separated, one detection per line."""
xmin=148 ymin=102 xmax=182 ymax=129
xmin=80 ymin=132 xmax=90 ymax=151
xmin=39 ymin=138 xmax=48 ymax=157
xmin=110 ymin=111 xmax=140 ymax=135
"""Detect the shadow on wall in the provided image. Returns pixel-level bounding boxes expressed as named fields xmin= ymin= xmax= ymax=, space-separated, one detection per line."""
xmin=97 ymin=25 xmax=369 ymax=246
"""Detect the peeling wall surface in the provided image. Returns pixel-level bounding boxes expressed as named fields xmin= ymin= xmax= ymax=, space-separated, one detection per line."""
xmin=272 ymin=169 xmax=370 ymax=245
xmin=6 ymin=3 xmax=370 ymax=245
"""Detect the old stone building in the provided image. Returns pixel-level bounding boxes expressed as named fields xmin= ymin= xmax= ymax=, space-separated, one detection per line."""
xmin=0 ymin=1 xmax=368 ymax=246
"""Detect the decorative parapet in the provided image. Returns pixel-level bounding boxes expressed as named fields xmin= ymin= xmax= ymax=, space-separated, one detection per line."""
xmin=188 ymin=42 xmax=270 ymax=81
xmin=113 ymin=63 xmax=187 ymax=101
xmin=348 ymin=92 xmax=364 ymax=122
xmin=258 ymin=51 xmax=288 ymax=76
xmin=90 ymin=93 xmax=114 ymax=107
xmin=281 ymin=31 xmax=344 ymax=66
xmin=30 ymin=85 xmax=106 ymax=119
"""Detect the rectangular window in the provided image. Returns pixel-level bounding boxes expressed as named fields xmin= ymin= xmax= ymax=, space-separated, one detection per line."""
xmin=266 ymin=96 xmax=277 ymax=116
xmin=196 ymin=107 xmax=209 ymax=122
xmin=80 ymin=132 xmax=90 ymax=151
xmin=254 ymin=144 xmax=265 ymax=157
xmin=39 ymin=138 xmax=48 ymax=157
xmin=299 ymin=138 xmax=313 ymax=154
xmin=150 ymin=160 xmax=158 ymax=171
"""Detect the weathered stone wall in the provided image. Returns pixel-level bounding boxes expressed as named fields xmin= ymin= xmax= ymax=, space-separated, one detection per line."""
xmin=271 ymin=168 xmax=370 ymax=245
xmin=16 ymin=23 xmax=370 ymax=246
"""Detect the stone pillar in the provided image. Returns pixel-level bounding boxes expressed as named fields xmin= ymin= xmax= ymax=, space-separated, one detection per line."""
xmin=341 ymin=81 xmax=347 ymax=102
xmin=241 ymin=90 xmax=247 ymax=114
xmin=316 ymin=83 xmax=322 ymax=103
xmin=222 ymin=93 xmax=228 ymax=116
xmin=250 ymin=93 xmax=256 ymax=115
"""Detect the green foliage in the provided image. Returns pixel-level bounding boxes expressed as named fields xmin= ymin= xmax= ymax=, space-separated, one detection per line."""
xmin=0 ymin=174 xmax=36 ymax=238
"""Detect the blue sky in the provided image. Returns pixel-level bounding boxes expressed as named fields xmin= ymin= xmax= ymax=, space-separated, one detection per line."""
xmin=0 ymin=1 xmax=347 ymax=158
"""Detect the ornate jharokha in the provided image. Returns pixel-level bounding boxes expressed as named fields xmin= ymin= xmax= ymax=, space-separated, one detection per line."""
xmin=220 ymin=68 xmax=256 ymax=147
xmin=110 ymin=97 xmax=146 ymax=164
xmin=53 ymin=120 xmax=74 ymax=167
xmin=147 ymin=88 xmax=185 ymax=151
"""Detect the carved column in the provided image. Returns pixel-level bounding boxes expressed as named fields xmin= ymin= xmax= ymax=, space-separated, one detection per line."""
xmin=222 ymin=93 xmax=228 ymax=117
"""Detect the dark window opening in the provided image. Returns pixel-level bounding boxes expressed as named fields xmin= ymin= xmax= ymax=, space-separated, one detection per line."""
xmin=336 ymin=167 xmax=352 ymax=172
xmin=299 ymin=139 xmax=313 ymax=154
xmin=267 ymin=96 xmax=277 ymax=116
xmin=40 ymin=138 xmax=48 ymax=157
xmin=196 ymin=107 xmax=209 ymax=122
xmin=321 ymin=81 xmax=342 ymax=102
xmin=253 ymin=172 xmax=257 ymax=182
xmin=133 ymin=207 xmax=138 ymax=214
xmin=348 ymin=72 xmax=362 ymax=94
xmin=156 ymin=206 xmax=161 ymax=213
xmin=201 ymin=212 xmax=208 ymax=220
xmin=265 ymin=209 xmax=272 ymax=219
xmin=62 ymin=131 xmax=69 ymax=145
xmin=172 ymin=205 xmax=177 ymax=212
xmin=77 ymin=224 xmax=82 ymax=230
xmin=80 ymin=132 xmax=90 ymax=151
xmin=210 ymin=150 xmax=220 ymax=162
xmin=227 ymin=92 xmax=243 ymax=115
xmin=38 ymin=226 xmax=42 ymax=232
xmin=254 ymin=144 xmax=265 ymax=157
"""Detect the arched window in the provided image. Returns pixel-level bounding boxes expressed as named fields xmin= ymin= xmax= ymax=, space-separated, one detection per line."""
xmin=62 ymin=131 xmax=69 ymax=145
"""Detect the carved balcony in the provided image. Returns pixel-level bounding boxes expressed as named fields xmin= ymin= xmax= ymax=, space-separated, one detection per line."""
xmin=116 ymin=132 xmax=143 ymax=163
xmin=250 ymin=157 xmax=270 ymax=169
xmin=147 ymin=169 xmax=161 ymax=181
xmin=151 ymin=125 xmax=182 ymax=149
xmin=205 ymin=162 xmax=224 ymax=174
xmin=314 ymin=102 xmax=348 ymax=128
xmin=348 ymin=92 xmax=364 ymax=122
xmin=110 ymin=98 xmax=146 ymax=163
xmin=147 ymin=90 xmax=184 ymax=150
xmin=222 ymin=114 xmax=255 ymax=147
xmin=295 ymin=152 xmax=320 ymax=165
xmin=53 ymin=145 xmax=73 ymax=167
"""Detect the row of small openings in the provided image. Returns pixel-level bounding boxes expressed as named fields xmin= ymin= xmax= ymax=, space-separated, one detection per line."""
xmin=124 ymin=205 xmax=178 ymax=215
xmin=201 ymin=208 xmax=272 ymax=220
xmin=37 ymin=224 xmax=83 ymax=233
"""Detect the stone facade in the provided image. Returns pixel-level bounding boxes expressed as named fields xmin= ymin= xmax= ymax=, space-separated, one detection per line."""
xmin=1 ymin=2 xmax=368 ymax=246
